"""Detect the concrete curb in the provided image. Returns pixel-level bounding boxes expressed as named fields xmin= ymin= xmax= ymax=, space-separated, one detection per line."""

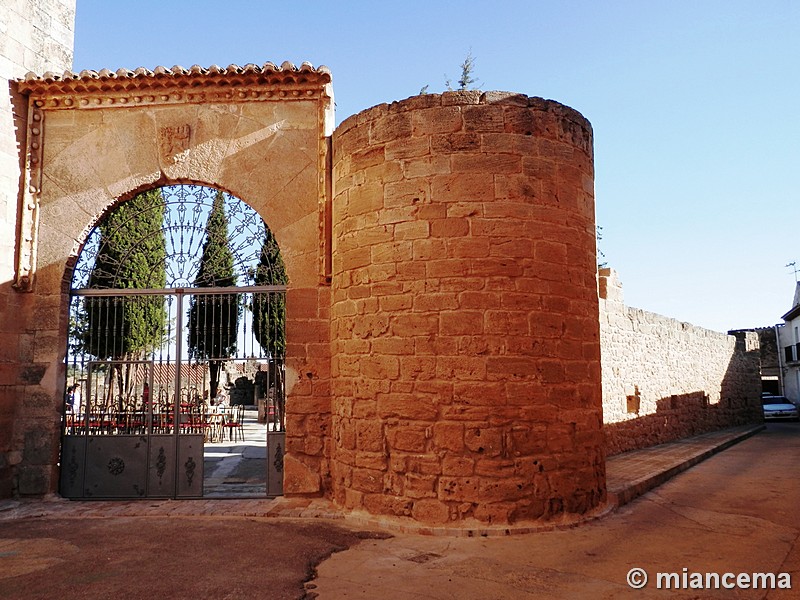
xmin=339 ymin=500 xmax=619 ymax=538
xmin=607 ymin=424 xmax=765 ymax=508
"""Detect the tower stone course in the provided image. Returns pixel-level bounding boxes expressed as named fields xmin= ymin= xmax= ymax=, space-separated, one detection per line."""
xmin=329 ymin=91 xmax=606 ymax=525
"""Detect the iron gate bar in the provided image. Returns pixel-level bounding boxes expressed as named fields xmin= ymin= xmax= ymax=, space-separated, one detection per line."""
xmin=84 ymin=359 xmax=154 ymax=437
xmin=173 ymin=291 xmax=184 ymax=495
xmin=64 ymin=286 xmax=287 ymax=498
xmin=71 ymin=285 xmax=288 ymax=296
xmin=69 ymin=185 xmax=282 ymax=292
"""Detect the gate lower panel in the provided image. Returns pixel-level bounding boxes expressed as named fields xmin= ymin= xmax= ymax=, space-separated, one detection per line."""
xmin=84 ymin=435 xmax=148 ymax=498
xmin=60 ymin=434 xmax=204 ymax=499
xmin=266 ymin=431 xmax=285 ymax=497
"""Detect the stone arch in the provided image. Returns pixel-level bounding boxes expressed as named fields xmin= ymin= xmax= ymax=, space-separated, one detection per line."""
xmin=12 ymin=64 xmax=604 ymax=528
xmin=64 ymin=180 xmax=289 ymax=291
xmin=12 ymin=64 xmax=333 ymax=497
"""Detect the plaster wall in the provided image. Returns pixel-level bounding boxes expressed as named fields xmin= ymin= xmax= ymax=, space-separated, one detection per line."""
xmin=780 ymin=285 xmax=800 ymax=405
xmin=599 ymin=268 xmax=762 ymax=455
xmin=0 ymin=0 xmax=75 ymax=496
xmin=777 ymin=319 xmax=800 ymax=404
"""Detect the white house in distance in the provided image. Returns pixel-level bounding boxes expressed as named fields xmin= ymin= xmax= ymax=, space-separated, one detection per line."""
xmin=777 ymin=282 xmax=800 ymax=404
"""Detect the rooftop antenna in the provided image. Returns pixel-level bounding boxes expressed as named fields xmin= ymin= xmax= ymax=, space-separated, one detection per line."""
xmin=786 ymin=261 xmax=798 ymax=283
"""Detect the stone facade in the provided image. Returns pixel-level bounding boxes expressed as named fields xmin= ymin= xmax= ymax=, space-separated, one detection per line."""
xmin=5 ymin=77 xmax=607 ymax=527
xmin=729 ymin=326 xmax=781 ymax=396
xmin=330 ymin=92 xmax=605 ymax=525
xmin=7 ymin=64 xmax=335 ymax=499
xmin=0 ymin=0 xmax=75 ymax=497
xmin=599 ymin=268 xmax=762 ymax=456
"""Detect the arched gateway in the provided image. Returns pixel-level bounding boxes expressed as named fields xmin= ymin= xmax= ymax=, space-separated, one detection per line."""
xmin=14 ymin=63 xmax=335 ymax=500
xmin=13 ymin=63 xmax=606 ymax=527
xmin=63 ymin=184 xmax=288 ymax=498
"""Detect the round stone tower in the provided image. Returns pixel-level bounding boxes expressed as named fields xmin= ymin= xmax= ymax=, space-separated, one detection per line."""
xmin=329 ymin=91 xmax=605 ymax=527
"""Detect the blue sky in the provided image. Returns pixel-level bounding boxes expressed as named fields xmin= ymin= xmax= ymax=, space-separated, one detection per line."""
xmin=71 ymin=0 xmax=800 ymax=332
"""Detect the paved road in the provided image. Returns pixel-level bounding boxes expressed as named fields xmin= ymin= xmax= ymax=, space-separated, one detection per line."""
xmin=1 ymin=424 xmax=797 ymax=599
xmin=315 ymin=422 xmax=800 ymax=599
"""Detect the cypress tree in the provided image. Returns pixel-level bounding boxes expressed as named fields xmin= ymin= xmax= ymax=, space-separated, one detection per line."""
xmin=81 ymin=189 xmax=167 ymax=403
xmin=251 ymin=222 xmax=288 ymax=425
xmin=186 ymin=190 xmax=241 ymax=397
xmin=83 ymin=189 xmax=167 ymax=356
xmin=252 ymin=221 xmax=287 ymax=357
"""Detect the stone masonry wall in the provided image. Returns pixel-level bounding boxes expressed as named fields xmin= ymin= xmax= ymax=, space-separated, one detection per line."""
xmin=0 ymin=0 xmax=75 ymax=496
xmin=0 ymin=5 xmax=763 ymax=518
xmin=599 ymin=268 xmax=762 ymax=456
xmin=330 ymin=91 xmax=605 ymax=526
xmin=8 ymin=65 xmax=333 ymax=497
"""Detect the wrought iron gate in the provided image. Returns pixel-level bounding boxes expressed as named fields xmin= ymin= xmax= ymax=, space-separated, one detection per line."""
xmin=61 ymin=185 xmax=287 ymax=500
xmin=61 ymin=287 xmax=286 ymax=499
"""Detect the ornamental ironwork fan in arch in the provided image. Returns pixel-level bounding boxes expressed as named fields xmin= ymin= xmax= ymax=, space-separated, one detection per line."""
xmin=71 ymin=184 xmax=284 ymax=290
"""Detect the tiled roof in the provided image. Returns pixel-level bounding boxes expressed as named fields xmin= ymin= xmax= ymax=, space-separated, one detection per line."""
xmin=17 ymin=61 xmax=331 ymax=94
xmin=150 ymin=363 xmax=208 ymax=387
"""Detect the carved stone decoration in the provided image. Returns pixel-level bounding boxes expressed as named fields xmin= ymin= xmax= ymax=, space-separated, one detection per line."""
xmin=17 ymin=62 xmax=333 ymax=108
xmin=158 ymin=124 xmax=191 ymax=164
xmin=13 ymin=100 xmax=45 ymax=292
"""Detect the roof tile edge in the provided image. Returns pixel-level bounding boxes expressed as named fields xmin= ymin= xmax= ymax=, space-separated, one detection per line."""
xmin=18 ymin=62 xmax=332 ymax=95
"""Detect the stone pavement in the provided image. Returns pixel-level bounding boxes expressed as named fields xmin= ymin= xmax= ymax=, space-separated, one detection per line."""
xmin=203 ymin=407 xmax=271 ymax=497
xmin=0 ymin=423 xmax=763 ymax=529
xmin=0 ymin=424 xmax=770 ymax=599
xmin=606 ymin=423 xmax=764 ymax=508
xmin=313 ymin=421 xmax=798 ymax=600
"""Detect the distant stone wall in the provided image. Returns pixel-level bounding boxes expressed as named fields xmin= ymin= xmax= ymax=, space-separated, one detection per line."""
xmin=0 ymin=0 xmax=75 ymax=497
xmin=730 ymin=326 xmax=781 ymax=395
xmin=599 ymin=268 xmax=762 ymax=455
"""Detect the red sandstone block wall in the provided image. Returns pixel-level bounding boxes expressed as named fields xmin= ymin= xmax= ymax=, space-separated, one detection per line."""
xmin=283 ymin=286 xmax=333 ymax=495
xmin=330 ymin=91 xmax=606 ymax=526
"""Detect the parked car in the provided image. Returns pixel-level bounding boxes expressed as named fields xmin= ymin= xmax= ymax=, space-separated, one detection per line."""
xmin=761 ymin=396 xmax=800 ymax=421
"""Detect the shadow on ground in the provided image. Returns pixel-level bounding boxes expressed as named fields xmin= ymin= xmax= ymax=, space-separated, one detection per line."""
xmin=0 ymin=517 xmax=388 ymax=600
